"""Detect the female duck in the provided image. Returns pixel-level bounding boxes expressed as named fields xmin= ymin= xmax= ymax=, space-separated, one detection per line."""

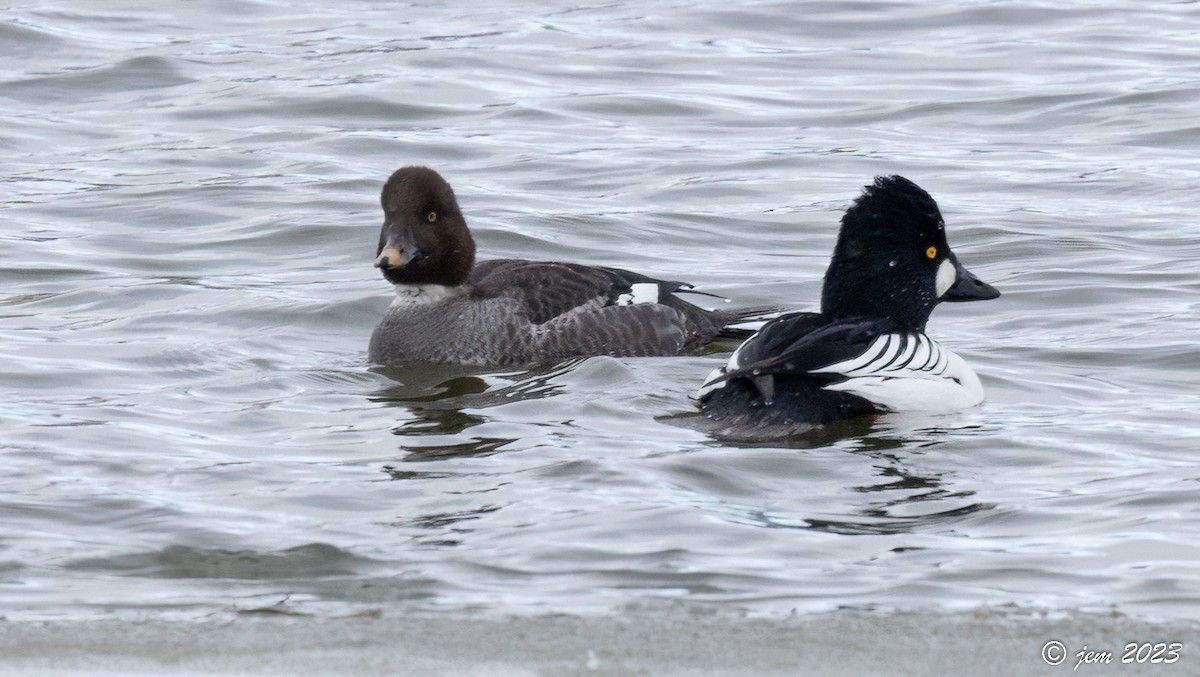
xmin=369 ymin=166 xmax=778 ymax=366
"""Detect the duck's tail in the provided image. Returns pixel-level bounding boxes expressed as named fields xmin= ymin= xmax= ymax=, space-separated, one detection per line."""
xmin=715 ymin=305 xmax=788 ymax=340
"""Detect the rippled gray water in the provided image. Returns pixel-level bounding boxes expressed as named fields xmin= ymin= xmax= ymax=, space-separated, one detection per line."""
xmin=2 ymin=0 xmax=1199 ymax=623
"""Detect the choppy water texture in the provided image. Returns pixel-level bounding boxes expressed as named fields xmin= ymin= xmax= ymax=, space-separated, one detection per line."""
xmin=2 ymin=0 xmax=1199 ymax=624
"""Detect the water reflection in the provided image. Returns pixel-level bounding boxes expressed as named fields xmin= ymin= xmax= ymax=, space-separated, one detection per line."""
xmin=392 ymin=504 xmax=503 ymax=547
xmin=400 ymin=436 xmax=514 ymax=462
xmin=379 ymin=467 xmax=458 ymax=481
xmin=368 ymin=367 xmax=494 ymax=405
xmin=802 ymin=502 xmax=991 ymax=536
xmin=679 ymin=420 xmax=995 ymax=536
xmin=369 ymin=360 xmax=585 ymax=462
xmin=811 ymin=426 xmax=995 ymax=535
xmin=370 ymin=485 xmax=505 ymax=547
xmin=369 ymin=361 xmax=578 ymax=409
xmin=400 ymin=504 xmax=501 ymax=529
xmin=662 ymin=409 xmax=879 ymax=448
xmin=397 ymin=408 xmax=488 ymax=436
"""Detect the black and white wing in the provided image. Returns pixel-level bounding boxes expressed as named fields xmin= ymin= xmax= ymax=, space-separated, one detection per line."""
xmin=698 ymin=313 xmax=892 ymax=397
xmin=699 ymin=312 xmax=983 ymax=412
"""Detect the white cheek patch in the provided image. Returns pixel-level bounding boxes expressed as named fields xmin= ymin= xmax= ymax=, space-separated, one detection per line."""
xmin=616 ymin=282 xmax=661 ymax=306
xmin=935 ymin=259 xmax=957 ymax=297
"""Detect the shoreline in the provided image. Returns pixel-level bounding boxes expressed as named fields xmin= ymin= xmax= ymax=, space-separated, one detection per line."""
xmin=1 ymin=609 xmax=1194 ymax=676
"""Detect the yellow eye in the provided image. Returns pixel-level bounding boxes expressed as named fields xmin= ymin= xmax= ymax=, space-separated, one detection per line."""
xmin=925 ymin=246 xmax=937 ymax=260
xmin=427 ymin=211 xmax=438 ymax=223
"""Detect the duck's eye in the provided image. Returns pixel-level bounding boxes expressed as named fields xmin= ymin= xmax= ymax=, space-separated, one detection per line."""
xmin=427 ymin=211 xmax=438 ymax=223
xmin=925 ymin=246 xmax=938 ymax=260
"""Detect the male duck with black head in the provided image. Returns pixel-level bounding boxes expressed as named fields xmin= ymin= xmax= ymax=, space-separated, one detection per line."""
xmin=368 ymin=166 xmax=779 ymax=366
xmin=697 ymin=175 xmax=1000 ymax=436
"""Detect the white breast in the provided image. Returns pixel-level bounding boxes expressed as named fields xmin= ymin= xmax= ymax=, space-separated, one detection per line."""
xmin=812 ymin=333 xmax=984 ymax=412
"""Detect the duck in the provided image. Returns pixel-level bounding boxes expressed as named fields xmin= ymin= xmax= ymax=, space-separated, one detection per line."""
xmin=696 ymin=175 xmax=1000 ymax=435
xmin=368 ymin=166 xmax=780 ymax=366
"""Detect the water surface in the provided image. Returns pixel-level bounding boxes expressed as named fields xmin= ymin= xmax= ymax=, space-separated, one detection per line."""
xmin=2 ymin=0 xmax=1199 ymax=622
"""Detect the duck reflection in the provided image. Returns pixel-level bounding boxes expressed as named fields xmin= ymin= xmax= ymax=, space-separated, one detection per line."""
xmin=388 ymin=504 xmax=503 ymax=547
xmin=369 ymin=359 xmax=583 ymax=461
xmin=663 ymin=409 xmax=879 ymax=448
xmin=687 ymin=419 xmax=994 ymax=536
xmin=398 ymin=436 xmax=514 ymax=462
xmin=807 ymin=425 xmax=994 ymax=535
xmin=804 ymin=455 xmax=991 ymax=537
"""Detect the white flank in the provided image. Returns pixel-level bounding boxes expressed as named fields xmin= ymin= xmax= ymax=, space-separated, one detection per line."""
xmin=813 ymin=333 xmax=984 ymax=412
xmin=616 ymin=282 xmax=661 ymax=306
xmin=935 ymin=259 xmax=956 ymax=298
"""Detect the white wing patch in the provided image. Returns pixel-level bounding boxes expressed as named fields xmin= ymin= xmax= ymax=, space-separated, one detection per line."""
xmin=811 ymin=332 xmax=984 ymax=412
xmin=616 ymin=282 xmax=661 ymax=306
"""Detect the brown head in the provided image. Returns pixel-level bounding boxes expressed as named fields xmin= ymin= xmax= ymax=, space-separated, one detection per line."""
xmin=374 ymin=166 xmax=476 ymax=286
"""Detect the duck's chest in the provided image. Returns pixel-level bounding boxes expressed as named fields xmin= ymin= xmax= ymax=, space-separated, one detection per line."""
xmin=369 ymin=290 xmax=534 ymax=365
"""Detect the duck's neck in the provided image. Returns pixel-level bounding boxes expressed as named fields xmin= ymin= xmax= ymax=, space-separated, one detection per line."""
xmin=389 ymin=283 xmax=469 ymax=308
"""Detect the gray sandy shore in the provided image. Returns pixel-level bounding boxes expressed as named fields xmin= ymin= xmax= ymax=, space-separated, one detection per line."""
xmin=1 ymin=609 xmax=1196 ymax=676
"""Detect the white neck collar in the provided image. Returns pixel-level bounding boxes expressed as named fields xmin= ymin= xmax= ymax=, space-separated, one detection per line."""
xmin=389 ymin=283 xmax=466 ymax=308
